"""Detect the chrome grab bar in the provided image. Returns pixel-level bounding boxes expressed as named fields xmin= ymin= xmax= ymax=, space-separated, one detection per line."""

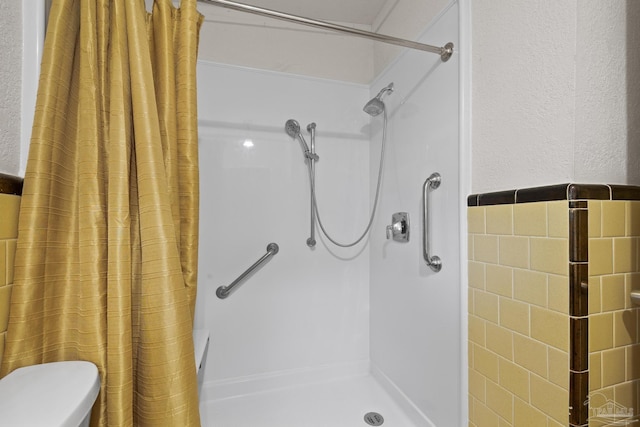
xmin=423 ymin=173 xmax=442 ymax=272
xmin=216 ymin=243 xmax=279 ymax=299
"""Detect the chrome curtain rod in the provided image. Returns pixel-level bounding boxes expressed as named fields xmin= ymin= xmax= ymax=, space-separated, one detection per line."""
xmin=197 ymin=0 xmax=454 ymax=62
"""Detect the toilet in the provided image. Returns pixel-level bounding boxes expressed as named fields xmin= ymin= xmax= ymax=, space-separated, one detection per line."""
xmin=0 ymin=361 xmax=100 ymax=427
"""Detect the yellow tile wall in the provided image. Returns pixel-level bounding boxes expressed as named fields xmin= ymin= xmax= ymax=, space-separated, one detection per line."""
xmin=0 ymin=193 xmax=20 ymax=369
xmin=469 ymin=201 xmax=570 ymax=426
xmin=588 ymin=200 xmax=640 ymax=427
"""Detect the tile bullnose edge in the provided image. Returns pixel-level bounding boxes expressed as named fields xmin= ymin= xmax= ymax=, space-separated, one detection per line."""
xmin=466 ymin=183 xmax=640 ymax=207
xmin=0 ymin=174 xmax=23 ymax=196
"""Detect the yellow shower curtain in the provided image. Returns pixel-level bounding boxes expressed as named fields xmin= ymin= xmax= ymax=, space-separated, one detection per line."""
xmin=0 ymin=0 xmax=203 ymax=425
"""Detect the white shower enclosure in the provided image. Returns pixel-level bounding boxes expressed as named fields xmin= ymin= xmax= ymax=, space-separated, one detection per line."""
xmin=195 ymin=2 xmax=463 ymax=426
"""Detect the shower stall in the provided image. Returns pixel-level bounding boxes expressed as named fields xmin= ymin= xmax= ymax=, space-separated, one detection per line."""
xmin=194 ymin=1 xmax=464 ymax=426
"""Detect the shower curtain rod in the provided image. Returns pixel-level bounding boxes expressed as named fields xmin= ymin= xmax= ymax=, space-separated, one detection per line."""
xmin=197 ymin=0 xmax=454 ymax=62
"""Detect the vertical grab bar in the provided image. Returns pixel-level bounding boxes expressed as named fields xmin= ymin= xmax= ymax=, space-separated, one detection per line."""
xmin=307 ymin=123 xmax=317 ymax=247
xmin=423 ymin=173 xmax=442 ymax=272
xmin=216 ymin=243 xmax=279 ymax=299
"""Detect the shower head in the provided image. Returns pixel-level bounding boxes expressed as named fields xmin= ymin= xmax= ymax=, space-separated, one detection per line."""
xmin=285 ymin=119 xmax=313 ymax=157
xmin=363 ymin=82 xmax=394 ymax=117
xmin=285 ymin=119 xmax=301 ymax=138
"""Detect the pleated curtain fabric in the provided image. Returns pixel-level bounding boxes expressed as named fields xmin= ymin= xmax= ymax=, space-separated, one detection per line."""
xmin=0 ymin=0 xmax=203 ymax=425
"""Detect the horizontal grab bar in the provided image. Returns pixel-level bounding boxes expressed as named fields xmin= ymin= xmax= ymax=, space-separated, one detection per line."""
xmin=216 ymin=243 xmax=279 ymax=299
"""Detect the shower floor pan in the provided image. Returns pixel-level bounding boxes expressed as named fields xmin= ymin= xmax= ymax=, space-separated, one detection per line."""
xmin=200 ymin=371 xmax=428 ymax=427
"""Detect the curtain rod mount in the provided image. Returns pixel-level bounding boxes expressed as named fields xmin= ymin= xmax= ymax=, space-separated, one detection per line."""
xmin=197 ymin=0 xmax=454 ymax=62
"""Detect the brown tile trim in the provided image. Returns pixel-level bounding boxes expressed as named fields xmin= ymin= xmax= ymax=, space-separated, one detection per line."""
xmin=570 ymin=317 xmax=588 ymax=371
xmin=569 ymin=371 xmax=589 ymax=425
xmin=610 ymin=184 xmax=640 ymax=200
xmin=569 ymin=209 xmax=588 ymax=263
xmin=0 ymin=173 xmax=23 ymax=196
xmin=570 ymin=264 xmax=589 ymax=317
xmin=466 ymin=183 xmax=625 ymax=206
xmin=477 ymin=190 xmax=516 ymax=206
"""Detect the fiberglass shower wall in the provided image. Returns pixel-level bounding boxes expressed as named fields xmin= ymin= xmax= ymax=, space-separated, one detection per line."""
xmin=195 ymin=1 xmax=462 ymax=424
xmin=368 ymin=3 xmax=461 ymax=426
xmin=196 ymin=64 xmax=373 ymax=387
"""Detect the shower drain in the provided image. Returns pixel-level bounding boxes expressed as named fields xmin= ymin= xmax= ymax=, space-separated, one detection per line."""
xmin=364 ymin=412 xmax=384 ymax=426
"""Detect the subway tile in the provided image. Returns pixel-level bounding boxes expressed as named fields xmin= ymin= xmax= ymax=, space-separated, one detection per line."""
xmin=530 ymin=238 xmax=568 ymax=275
xmin=468 ymin=234 xmax=474 ymax=261
xmin=469 ymin=368 xmax=487 ymax=402
xmin=500 ymin=297 xmax=529 ymax=336
xmin=513 ymin=397 xmax=548 ymax=427
xmin=499 ymin=358 xmax=530 ymax=401
xmin=626 ymin=273 xmax=640 ymax=310
xmin=485 ymin=264 xmax=512 ymax=298
xmin=626 ymin=344 xmax=640 ymax=382
xmin=485 ymin=322 xmax=512 ymax=360
xmin=0 ymin=284 xmax=12 ymax=331
xmin=513 ymin=334 xmax=548 ymax=378
xmin=613 ymin=309 xmax=637 ymax=348
xmin=548 ymin=347 xmax=569 ymax=390
xmin=601 ymin=347 xmax=626 ymax=388
xmin=588 ymin=276 xmax=602 ymax=315
xmin=589 ymin=352 xmax=602 ymax=391
xmin=486 ymin=205 xmax=513 ymax=235
xmin=627 ymin=201 xmax=640 ymax=236
xmin=499 ymin=236 xmax=529 ymax=269
xmin=475 ymin=290 xmax=499 ymax=324
xmin=548 ymin=274 xmax=570 ymax=315
xmin=602 ymin=201 xmax=627 ymax=237
xmin=600 ymin=274 xmax=626 ymax=312
xmin=468 ymin=207 xmax=486 ymax=234
xmin=588 ymin=201 xmax=602 ymax=238
xmin=570 ymin=317 xmax=588 ymax=372
xmin=6 ymin=239 xmax=15 ymax=285
xmin=469 ymin=261 xmax=486 ymax=290
xmin=0 ymin=241 xmax=5 ymax=287
xmin=569 ymin=263 xmax=588 ymax=317
xmin=531 ymin=306 xmax=569 ymax=351
xmin=569 ymin=209 xmax=588 ymax=262
xmin=0 ymin=195 xmax=20 ymax=239
xmin=469 ymin=314 xmax=486 ymax=346
xmin=530 ymin=373 xmax=570 ymax=424
xmin=0 ymin=332 xmax=4 ymax=367
xmin=614 ymin=238 xmax=638 ymax=273
xmin=513 ymin=268 xmax=547 ymax=307
xmin=472 ymin=398 xmax=500 ymax=427
xmin=548 ymin=201 xmax=569 ymax=238
xmin=474 ymin=235 xmax=499 ymax=264
xmin=589 ymin=313 xmax=614 ymax=352
xmin=612 ymin=381 xmax=637 ymax=418
xmin=514 ymin=202 xmax=547 ymax=237
xmin=589 ymin=239 xmax=614 ymax=276
xmin=474 ymin=345 xmax=500 ymax=383
xmin=569 ymin=371 xmax=589 ymax=425
xmin=486 ymin=380 xmax=513 ymax=423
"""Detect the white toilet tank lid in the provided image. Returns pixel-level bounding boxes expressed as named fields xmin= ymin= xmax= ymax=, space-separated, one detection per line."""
xmin=0 ymin=361 xmax=100 ymax=427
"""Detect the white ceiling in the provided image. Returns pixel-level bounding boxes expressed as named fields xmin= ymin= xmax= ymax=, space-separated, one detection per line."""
xmin=203 ymin=0 xmax=390 ymax=26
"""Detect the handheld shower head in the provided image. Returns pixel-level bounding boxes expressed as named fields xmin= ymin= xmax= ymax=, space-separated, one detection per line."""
xmin=285 ymin=119 xmax=301 ymax=138
xmin=285 ymin=119 xmax=317 ymax=160
xmin=363 ymin=82 xmax=394 ymax=117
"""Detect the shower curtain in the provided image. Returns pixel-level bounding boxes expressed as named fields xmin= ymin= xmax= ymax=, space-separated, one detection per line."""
xmin=0 ymin=0 xmax=203 ymax=425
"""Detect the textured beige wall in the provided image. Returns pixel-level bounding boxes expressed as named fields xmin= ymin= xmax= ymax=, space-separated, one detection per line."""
xmin=0 ymin=2 xmax=22 ymax=176
xmin=471 ymin=1 xmax=640 ymax=194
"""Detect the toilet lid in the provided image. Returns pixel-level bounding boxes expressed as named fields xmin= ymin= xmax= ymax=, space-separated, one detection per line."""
xmin=0 ymin=361 xmax=100 ymax=427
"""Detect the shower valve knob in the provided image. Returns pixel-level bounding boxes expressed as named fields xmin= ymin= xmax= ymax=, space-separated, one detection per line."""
xmin=386 ymin=212 xmax=410 ymax=242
